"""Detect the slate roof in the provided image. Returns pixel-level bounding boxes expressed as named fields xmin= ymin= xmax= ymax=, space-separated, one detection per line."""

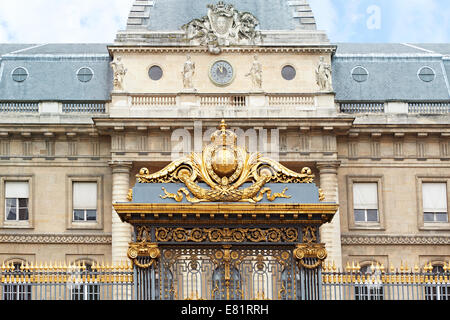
xmin=1 ymin=43 xmax=449 ymax=103
xmin=125 ymin=0 xmax=317 ymax=31
xmin=332 ymin=43 xmax=450 ymax=102
xmin=0 ymin=44 xmax=113 ymax=102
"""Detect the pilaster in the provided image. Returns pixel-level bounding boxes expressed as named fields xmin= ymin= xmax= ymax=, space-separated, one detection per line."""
xmin=110 ymin=161 xmax=133 ymax=264
xmin=316 ymin=161 xmax=342 ymax=269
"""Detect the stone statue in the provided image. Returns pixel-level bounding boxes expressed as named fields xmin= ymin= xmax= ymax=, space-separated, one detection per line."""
xmin=315 ymin=56 xmax=333 ymax=91
xmin=182 ymin=55 xmax=196 ymax=90
xmin=110 ymin=56 xmax=127 ymax=91
xmin=246 ymin=55 xmax=263 ymax=90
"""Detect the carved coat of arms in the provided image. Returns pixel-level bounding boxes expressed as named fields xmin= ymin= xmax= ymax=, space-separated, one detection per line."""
xmin=181 ymin=1 xmax=261 ymax=54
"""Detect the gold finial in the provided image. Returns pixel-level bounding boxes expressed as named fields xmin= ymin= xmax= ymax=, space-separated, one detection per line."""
xmin=414 ymin=264 xmax=419 ymax=273
xmin=219 ymin=119 xmax=227 ymax=131
xmin=332 ymin=260 xmax=337 ymax=272
xmin=345 ymin=261 xmax=351 ymax=273
xmin=444 ymin=262 xmax=448 ymax=272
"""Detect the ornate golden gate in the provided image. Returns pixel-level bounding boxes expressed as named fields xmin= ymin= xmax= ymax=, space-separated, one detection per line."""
xmin=114 ymin=120 xmax=337 ymax=300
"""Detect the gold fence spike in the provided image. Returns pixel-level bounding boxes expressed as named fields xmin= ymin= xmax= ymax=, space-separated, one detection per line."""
xmin=356 ymin=262 xmax=361 ymax=272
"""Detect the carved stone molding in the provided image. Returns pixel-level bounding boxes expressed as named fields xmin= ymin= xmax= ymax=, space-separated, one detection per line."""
xmin=0 ymin=234 xmax=112 ymax=244
xmin=341 ymin=234 xmax=450 ymax=245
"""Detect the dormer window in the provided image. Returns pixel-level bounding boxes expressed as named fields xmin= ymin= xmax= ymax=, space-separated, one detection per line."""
xmin=11 ymin=67 xmax=28 ymax=82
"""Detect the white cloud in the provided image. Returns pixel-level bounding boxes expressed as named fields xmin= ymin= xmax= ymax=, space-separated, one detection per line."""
xmin=0 ymin=0 xmax=135 ymax=43
xmin=388 ymin=0 xmax=450 ymax=42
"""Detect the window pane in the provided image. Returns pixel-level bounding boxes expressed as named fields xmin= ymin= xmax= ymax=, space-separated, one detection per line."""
xmin=18 ymin=198 xmax=28 ymax=208
xmin=354 ymin=209 xmax=366 ymax=222
xmin=73 ymin=210 xmax=85 ymax=221
xmin=367 ymin=209 xmax=379 ymax=222
xmin=6 ymin=199 xmax=17 ymax=221
xmin=423 ymin=183 xmax=447 ymax=212
xmin=18 ymin=208 xmax=28 ymax=221
xmin=73 ymin=182 xmax=97 ymax=210
xmin=86 ymin=210 xmax=97 ymax=221
xmin=436 ymin=213 xmax=449 ymax=222
xmin=424 ymin=212 xmax=435 ymax=222
xmin=353 ymin=183 xmax=378 ymax=209
xmin=5 ymin=182 xmax=29 ymax=198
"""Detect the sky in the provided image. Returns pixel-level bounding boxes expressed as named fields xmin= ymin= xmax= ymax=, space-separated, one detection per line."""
xmin=0 ymin=0 xmax=449 ymax=43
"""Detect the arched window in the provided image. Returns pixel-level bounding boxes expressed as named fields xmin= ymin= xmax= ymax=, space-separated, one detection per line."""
xmin=3 ymin=260 xmax=32 ymax=301
xmin=425 ymin=263 xmax=449 ymax=301
xmin=69 ymin=260 xmax=100 ymax=301
xmin=354 ymin=263 xmax=384 ymax=300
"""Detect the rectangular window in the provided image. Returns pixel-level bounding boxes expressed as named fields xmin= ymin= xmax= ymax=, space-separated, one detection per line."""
xmin=72 ymin=182 xmax=97 ymax=222
xmin=422 ymin=183 xmax=448 ymax=223
xmin=5 ymin=182 xmax=29 ymax=221
xmin=353 ymin=183 xmax=379 ymax=223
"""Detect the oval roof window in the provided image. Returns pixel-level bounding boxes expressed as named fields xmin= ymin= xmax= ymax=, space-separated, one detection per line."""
xmin=149 ymin=65 xmax=163 ymax=81
xmin=418 ymin=67 xmax=435 ymax=82
xmin=77 ymin=67 xmax=94 ymax=82
xmin=12 ymin=67 xmax=28 ymax=82
xmin=281 ymin=65 xmax=296 ymax=81
xmin=351 ymin=66 xmax=369 ymax=82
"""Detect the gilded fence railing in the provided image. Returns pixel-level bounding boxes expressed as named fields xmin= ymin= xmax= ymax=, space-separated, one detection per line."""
xmin=1 ymin=260 xmax=449 ymax=300
xmin=0 ymin=261 xmax=134 ymax=301
xmin=322 ymin=261 xmax=450 ymax=301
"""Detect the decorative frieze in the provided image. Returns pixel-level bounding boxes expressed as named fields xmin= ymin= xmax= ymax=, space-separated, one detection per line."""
xmin=0 ymin=234 xmax=112 ymax=244
xmin=341 ymin=234 xmax=450 ymax=245
xmin=154 ymin=227 xmax=299 ymax=243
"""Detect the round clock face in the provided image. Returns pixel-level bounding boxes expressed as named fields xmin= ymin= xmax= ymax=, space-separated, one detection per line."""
xmin=210 ymin=60 xmax=234 ymax=86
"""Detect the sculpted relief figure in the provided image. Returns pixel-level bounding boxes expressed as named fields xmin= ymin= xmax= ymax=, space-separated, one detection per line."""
xmin=181 ymin=1 xmax=261 ymax=54
xmin=182 ymin=55 xmax=196 ymax=90
xmin=315 ymin=56 xmax=333 ymax=92
xmin=110 ymin=56 xmax=127 ymax=91
xmin=246 ymin=55 xmax=263 ymax=90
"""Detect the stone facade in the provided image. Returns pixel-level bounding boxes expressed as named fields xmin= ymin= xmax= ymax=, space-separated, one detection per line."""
xmin=0 ymin=0 xmax=449 ymax=271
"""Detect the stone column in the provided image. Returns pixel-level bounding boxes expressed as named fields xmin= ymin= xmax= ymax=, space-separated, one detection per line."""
xmin=110 ymin=161 xmax=133 ymax=264
xmin=317 ymin=161 xmax=342 ymax=269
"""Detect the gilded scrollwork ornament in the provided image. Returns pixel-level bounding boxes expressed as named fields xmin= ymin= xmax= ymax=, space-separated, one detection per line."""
xmin=136 ymin=120 xmax=317 ymax=204
xmin=293 ymin=226 xmax=327 ymax=270
xmin=154 ymin=227 xmax=299 ymax=243
xmin=128 ymin=226 xmax=161 ymax=269
xmin=127 ymin=242 xmax=161 ymax=269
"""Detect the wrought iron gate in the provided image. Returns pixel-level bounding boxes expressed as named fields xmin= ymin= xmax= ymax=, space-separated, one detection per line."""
xmin=134 ymin=246 xmax=322 ymax=301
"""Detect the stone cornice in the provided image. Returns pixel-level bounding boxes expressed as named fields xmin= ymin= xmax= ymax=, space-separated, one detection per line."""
xmin=0 ymin=233 xmax=112 ymax=244
xmin=341 ymin=234 xmax=450 ymax=245
xmin=107 ymin=45 xmax=336 ymax=55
